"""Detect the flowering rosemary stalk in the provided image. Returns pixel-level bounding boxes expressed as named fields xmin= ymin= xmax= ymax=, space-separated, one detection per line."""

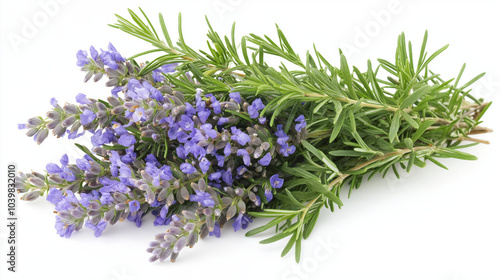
xmin=17 ymin=9 xmax=491 ymax=263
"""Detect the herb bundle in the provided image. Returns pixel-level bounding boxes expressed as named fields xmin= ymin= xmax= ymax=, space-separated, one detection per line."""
xmin=16 ymin=9 xmax=492 ymax=263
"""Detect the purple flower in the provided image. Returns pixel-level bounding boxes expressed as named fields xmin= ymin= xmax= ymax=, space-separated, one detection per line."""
xmin=76 ymin=50 xmax=89 ymax=67
xmin=274 ymin=124 xmax=289 ymax=145
xmin=279 ymin=143 xmax=296 ymax=157
xmin=229 ymin=92 xmax=241 ymax=104
xmin=160 ymin=205 xmax=169 ymax=219
xmin=270 ymin=174 xmax=284 ymax=189
xmin=209 ymin=222 xmax=221 ymax=238
xmin=237 ymin=149 xmax=251 ymax=166
xmin=258 ymin=152 xmax=272 ymax=166
xmin=179 ymin=115 xmax=194 ymax=131
xmin=222 ymin=168 xmax=233 ymax=186
xmin=295 ymin=115 xmax=307 ymax=132
xmin=230 ymin=127 xmax=251 ymax=145
xmin=118 ymin=133 xmax=136 ymax=147
xmin=90 ymin=129 xmax=115 ymax=147
xmin=217 ymin=117 xmax=229 ymax=125
xmin=85 ymin=220 xmax=107 ymax=237
xmin=216 ymin=155 xmax=225 ymax=167
xmin=18 ymin=123 xmax=26 ymax=130
xmin=100 ymin=193 xmax=114 ymax=205
xmin=76 ymin=158 xmax=91 ymax=171
xmin=199 ymin=158 xmax=211 ymax=174
xmin=247 ymin=98 xmax=265 ymax=118
xmin=198 ymin=109 xmax=211 ymax=124
xmin=208 ymin=172 xmax=221 ymax=181
xmin=80 ymin=109 xmax=96 ymax=125
xmin=46 ymin=188 xmax=63 ymax=204
xmin=190 ymin=190 xmax=215 ymax=207
xmin=76 ymin=93 xmax=92 ymax=105
xmin=50 ymin=98 xmax=58 ymax=107
xmin=265 ymin=188 xmax=273 ymax=201
xmin=129 ymin=200 xmax=140 ymax=213
xmin=224 ymin=143 xmax=232 ymax=157
xmin=258 ymin=117 xmax=267 ymax=124
xmin=180 ymin=163 xmax=196 ymax=174
xmin=46 ymin=154 xmax=75 ymax=181
xmin=55 ymin=216 xmax=75 ymax=238
xmin=209 ymin=95 xmax=221 ymax=114
xmin=131 ymin=107 xmax=146 ymax=122
xmin=127 ymin=210 xmax=143 ymax=227
xmin=89 ymin=45 xmax=98 ymax=60
xmin=232 ymin=213 xmax=252 ymax=231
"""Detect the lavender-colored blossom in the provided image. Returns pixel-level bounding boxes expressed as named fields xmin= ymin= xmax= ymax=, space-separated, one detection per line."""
xmin=199 ymin=158 xmax=211 ymax=174
xmin=132 ymin=107 xmax=146 ymax=122
xmin=295 ymin=115 xmax=307 ymax=132
xmin=274 ymin=124 xmax=289 ymax=145
xmin=129 ymin=200 xmax=140 ymax=213
xmin=223 ymin=143 xmax=232 ymax=157
xmin=118 ymin=133 xmax=136 ymax=147
xmin=208 ymin=172 xmax=221 ymax=181
xmin=50 ymin=98 xmax=58 ymax=107
xmin=85 ymin=220 xmax=107 ymax=237
xmin=100 ymin=193 xmax=114 ymax=205
xmin=209 ymin=222 xmax=221 ymax=238
xmin=190 ymin=190 xmax=215 ymax=207
xmin=237 ymin=149 xmax=251 ymax=166
xmin=55 ymin=216 xmax=75 ymax=238
xmin=80 ymin=109 xmax=96 ymax=125
xmin=90 ymin=129 xmax=115 ymax=147
xmin=76 ymin=93 xmax=92 ymax=105
xmin=270 ymin=174 xmax=284 ymax=188
xmin=230 ymin=127 xmax=251 ymax=145
xmin=89 ymin=45 xmax=98 ymax=60
xmin=258 ymin=152 xmax=272 ymax=166
xmin=179 ymin=115 xmax=194 ymax=131
xmin=279 ymin=143 xmax=296 ymax=157
xmin=76 ymin=158 xmax=91 ymax=171
xmin=46 ymin=188 xmax=63 ymax=204
xmin=232 ymin=213 xmax=252 ymax=231
xmin=229 ymin=92 xmax=241 ymax=104
xmin=222 ymin=168 xmax=233 ymax=186
xmin=180 ymin=163 xmax=196 ymax=174
xmin=248 ymin=98 xmax=265 ymax=118
xmin=128 ymin=210 xmax=143 ymax=227
xmin=217 ymin=117 xmax=229 ymax=125
xmin=46 ymin=154 xmax=75 ymax=181
xmin=76 ymin=50 xmax=89 ymax=66
xmin=265 ymin=188 xmax=273 ymax=201
xmin=198 ymin=109 xmax=211 ymax=124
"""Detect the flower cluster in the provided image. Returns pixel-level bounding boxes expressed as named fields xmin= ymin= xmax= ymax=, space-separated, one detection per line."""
xmin=16 ymin=43 xmax=308 ymax=262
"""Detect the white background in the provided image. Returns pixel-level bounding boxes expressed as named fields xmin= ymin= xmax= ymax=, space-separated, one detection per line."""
xmin=1 ymin=0 xmax=499 ymax=279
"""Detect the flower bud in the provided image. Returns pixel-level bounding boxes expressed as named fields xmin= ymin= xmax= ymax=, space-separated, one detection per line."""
xmin=107 ymin=96 xmax=122 ymax=107
xmin=27 ymin=117 xmax=42 ymax=126
xmin=46 ymin=120 xmax=60 ymax=130
xmin=83 ymin=71 xmax=93 ymax=82
xmin=46 ymin=110 xmax=61 ymax=120
xmin=28 ymin=177 xmax=45 ymax=188
xmin=93 ymin=72 xmax=104 ymax=82
xmin=111 ymin=106 xmax=125 ymax=115
xmin=62 ymin=116 xmax=76 ymax=127
xmin=63 ymin=103 xmax=80 ymax=114
xmin=226 ymin=205 xmax=237 ymax=220
xmin=104 ymin=209 xmax=115 ymax=222
xmin=21 ymin=191 xmax=40 ymax=201
xmin=238 ymin=200 xmax=246 ymax=213
xmin=26 ymin=127 xmax=39 ymax=137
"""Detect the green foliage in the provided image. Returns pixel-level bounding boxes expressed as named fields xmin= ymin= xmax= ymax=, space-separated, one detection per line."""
xmin=111 ymin=9 xmax=491 ymax=262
